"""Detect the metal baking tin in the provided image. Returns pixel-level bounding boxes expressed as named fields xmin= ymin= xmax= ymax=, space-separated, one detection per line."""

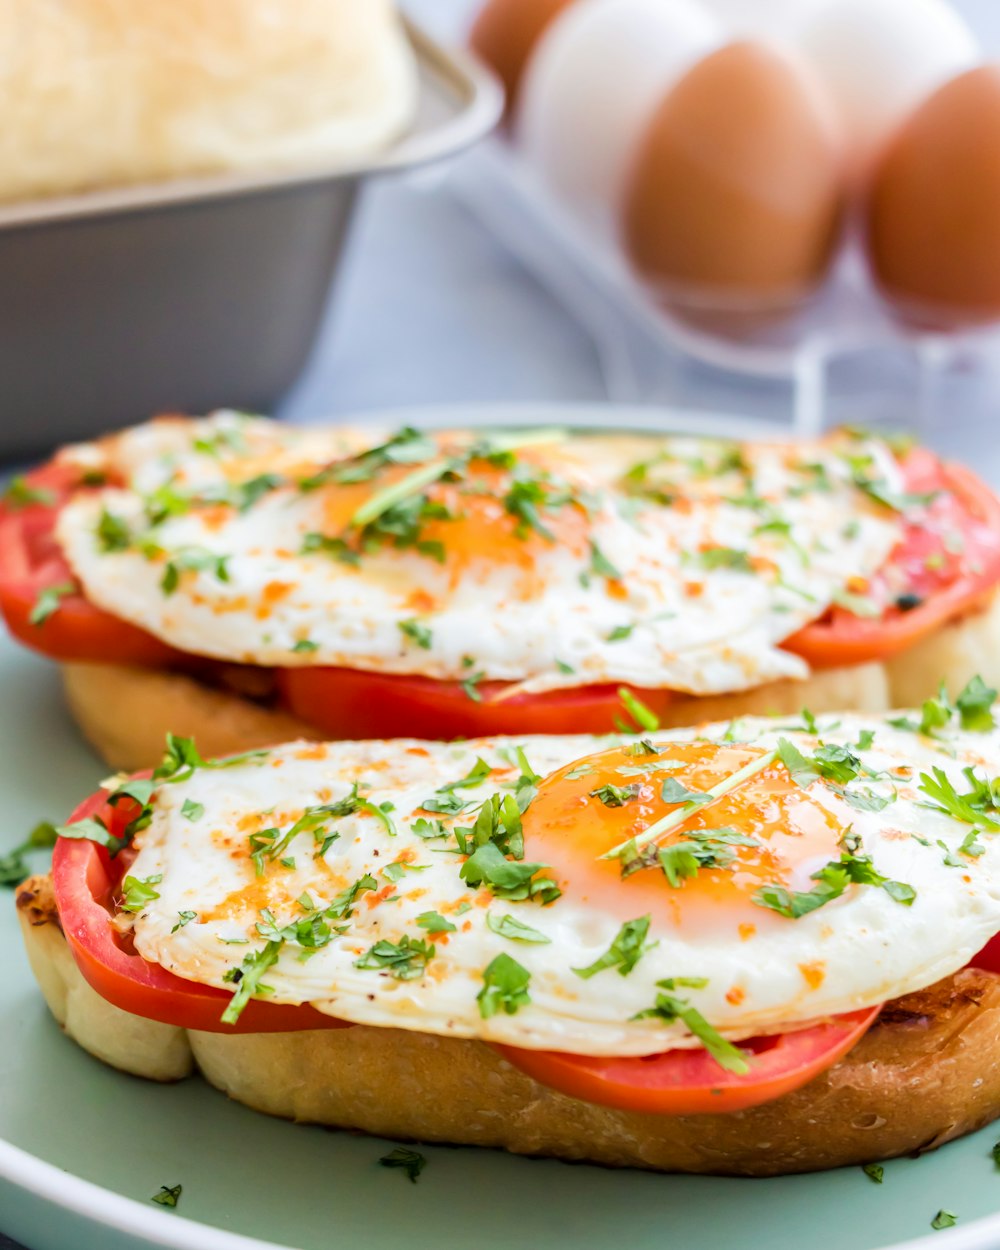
xmin=0 ymin=22 xmax=502 ymax=457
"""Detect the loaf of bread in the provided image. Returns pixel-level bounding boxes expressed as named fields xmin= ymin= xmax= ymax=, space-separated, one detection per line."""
xmin=17 ymin=873 xmax=1000 ymax=1176
xmin=0 ymin=0 xmax=418 ymax=203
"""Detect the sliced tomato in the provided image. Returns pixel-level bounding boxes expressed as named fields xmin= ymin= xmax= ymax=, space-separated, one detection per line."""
xmin=277 ymin=666 xmax=676 ymax=739
xmin=970 ymin=932 xmax=1000 ymax=977
xmin=495 ymin=1007 xmax=880 ymax=1116
xmin=0 ymin=464 xmax=180 ymax=665
xmin=51 ymin=784 xmax=351 ymax=1034
xmin=786 ymin=453 xmax=1000 ymax=667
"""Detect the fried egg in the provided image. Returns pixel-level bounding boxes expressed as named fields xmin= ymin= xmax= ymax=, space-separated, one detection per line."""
xmin=122 ymin=701 xmax=1000 ymax=1055
xmin=55 ymin=413 xmax=903 ymax=698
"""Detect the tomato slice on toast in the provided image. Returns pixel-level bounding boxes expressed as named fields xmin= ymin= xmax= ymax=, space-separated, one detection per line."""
xmin=495 ymin=1007 xmax=881 ymax=1116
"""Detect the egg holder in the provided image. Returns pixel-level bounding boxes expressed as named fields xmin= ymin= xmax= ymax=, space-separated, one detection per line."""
xmin=451 ymin=136 xmax=1000 ymax=436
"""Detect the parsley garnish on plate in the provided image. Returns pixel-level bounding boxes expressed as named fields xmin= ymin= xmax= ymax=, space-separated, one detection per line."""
xmin=0 ymin=820 xmax=58 ymax=887
xmin=151 ymin=1184 xmax=182 ymax=1209
xmin=931 ymin=1211 xmax=957 ymax=1231
xmin=862 ymin=1163 xmax=884 ymax=1184
xmin=379 ymin=1146 xmax=427 ymax=1183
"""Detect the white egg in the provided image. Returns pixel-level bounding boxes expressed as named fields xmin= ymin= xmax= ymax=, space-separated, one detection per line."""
xmin=56 ymin=415 xmax=903 ymax=700
xmin=124 ymin=708 xmax=1000 ymax=1054
xmin=516 ymin=0 xmax=722 ymax=225
xmin=696 ymin=0 xmax=825 ymax=37
xmin=796 ymin=0 xmax=980 ymax=179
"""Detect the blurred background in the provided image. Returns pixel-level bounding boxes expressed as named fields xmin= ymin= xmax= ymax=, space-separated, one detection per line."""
xmin=280 ymin=0 xmax=1000 ymax=462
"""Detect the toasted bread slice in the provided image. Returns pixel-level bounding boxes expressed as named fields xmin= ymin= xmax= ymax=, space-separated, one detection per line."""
xmin=18 ymin=873 xmax=1000 ymax=1176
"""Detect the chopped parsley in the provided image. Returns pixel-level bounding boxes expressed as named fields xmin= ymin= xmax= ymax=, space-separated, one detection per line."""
xmin=659 ymin=777 xmax=711 ymax=805
xmin=355 ymin=935 xmax=435 ymax=981
xmin=573 ymin=916 xmax=654 ymax=979
xmin=616 ymin=688 xmax=661 ymax=734
xmin=486 ymin=912 xmax=551 ymax=944
xmin=590 ymin=782 xmax=642 ymax=808
xmin=459 ymin=843 xmax=561 ymax=904
xmin=931 ymin=1211 xmax=957 ymax=1231
xmin=632 ymin=978 xmax=749 ymax=1074
xmin=587 ymin=539 xmax=622 ymax=582
xmin=222 ymin=941 xmax=283 ymax=1023
xmin=171 ymin=910 xmax=197 ymax=933
xmin=398 ymin=619 xmax=433 ymax=650
xmin=477 ymin=952 xmax=531 ymax=1018
xmin=862 ymin=1163 xmax=884 ymax=1184
xmin=0 ymin=820 xmax=59 ymax=887
xmin=154 ymin=734 xmax=267 ymax=785
xmin=181 ymin=798 xmax=204 ymax=822
xmin=918 ymin=766 xmax=1000 ymax=831
xmin=658 ymin=828 xmax=759 ymax=888
xmin=151 ymin=1184 xmax=182 ymax=1209
xmin=753 ymin=846 xmax=915 ymax=918
xmin=694 ymin=547 xmax=752 ymax=572
xmin=29 ymin=581 xmax=76 ymax=626
xmin=159 ymin=546 xmax=230 ymax=595
xmin=437 ymin=757 xmax=493 ymax=794
xmin=291 ymin=639 xmax=319 ymax=654
xmin=956 ymin=675 xmax=997 ymax=732
xmin=607 ymin=623 xmax=635 ymax=642
xmin=120 ymin=873 xmax=162 ymax=913
xmin=454 ymin=791 xmax=524 ymax=859
xmin=379 ymin=1146 xmax=427 ymax=1183
xmin=300 ymin=532 xmax=360 ymax=566
xmin=2 ymin=476 xmax=56 ymax=510
xmin=416 ymin=911 xmax=456 ymax=934
xmin=95 ymin=508 xmax=132 ymax=553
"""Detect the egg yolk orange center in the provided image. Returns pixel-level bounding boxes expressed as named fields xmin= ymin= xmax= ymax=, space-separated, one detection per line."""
xmin=319 ymin=451 xmax=591 ymax=578
xmin=522 ymin=741 xmax=851 ymax=934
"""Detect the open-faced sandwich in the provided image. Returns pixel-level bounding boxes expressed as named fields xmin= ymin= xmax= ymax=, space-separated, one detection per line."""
xmin=16 ymin=680 xmax=1000 ymax=1175
xmin=3 ymin=412 xmax=1000 ymax=769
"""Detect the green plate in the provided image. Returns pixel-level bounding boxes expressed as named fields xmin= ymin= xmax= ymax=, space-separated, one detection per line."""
xmin=2 ymin=407 xmax=1000 ymax=1250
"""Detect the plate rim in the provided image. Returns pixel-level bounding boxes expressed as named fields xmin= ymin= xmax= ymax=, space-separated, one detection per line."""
xmin=0 ymin=400 xmax=992 ymax=1250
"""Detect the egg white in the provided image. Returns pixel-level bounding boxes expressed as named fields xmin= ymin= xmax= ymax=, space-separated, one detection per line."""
xmin=123 ymin=710 xmax=1000 ymax=1055
xmin=55 ymin=413 xmax=902 ymax=698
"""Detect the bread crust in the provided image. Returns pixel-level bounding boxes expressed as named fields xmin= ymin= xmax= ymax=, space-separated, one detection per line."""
xmin=62 ymin=662 xmax=321 ymax=772
xmin=17 ymin=873 xmax=1000 ymax=1176
xmin=885 ymin=590 xmax=1000 ymax=707
xmin=60 ymin=660 xmax=888 ymax=772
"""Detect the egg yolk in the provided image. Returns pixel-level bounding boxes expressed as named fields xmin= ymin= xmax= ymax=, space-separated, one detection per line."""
xmin=522 ymin=741 xmax=852 ymax=935
xmin=319 ymin=449 xmax=591 ymax=581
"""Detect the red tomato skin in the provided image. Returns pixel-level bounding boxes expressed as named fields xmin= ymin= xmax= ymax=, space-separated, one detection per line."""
xmin=277 ymin=666 xmax=675 ymax=739
xmin=786 ymin=457 xmax=1000 ymax=667
xmin=0 ymin=465 xmax=180 ymax=665
xmin=494 ymin=1007 xmax=880 ymax=1116
xmin=51 ymin=784 xmax=351 ymax=1034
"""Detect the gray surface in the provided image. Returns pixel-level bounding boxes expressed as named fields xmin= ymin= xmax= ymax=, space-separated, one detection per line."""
xmin=5 ymin=0 xmax=1000 ymax=1247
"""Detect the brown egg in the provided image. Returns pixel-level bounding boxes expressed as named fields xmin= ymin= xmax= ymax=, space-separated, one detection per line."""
xmin=867 ymin=66 xmax=1000 ymax=327
xmin=621 ymin=41 xmax=845 ymax=318
xmin=469 ymin=0 xmax=578 ymax=112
